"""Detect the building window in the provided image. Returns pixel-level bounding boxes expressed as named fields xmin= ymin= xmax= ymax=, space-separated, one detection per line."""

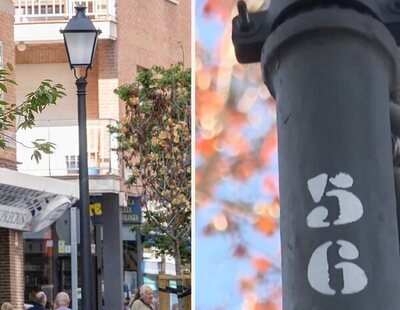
xmin=65 ymin=155 xmax=79 ymax=173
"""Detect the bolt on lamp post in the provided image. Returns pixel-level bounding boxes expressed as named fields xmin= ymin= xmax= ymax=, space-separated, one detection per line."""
xmin=61 ymin=6 xmax=101 ymax=310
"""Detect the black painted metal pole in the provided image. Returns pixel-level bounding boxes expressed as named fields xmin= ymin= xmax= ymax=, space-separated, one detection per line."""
xmin=260 ymin=8 xmax=400 ymax=309
xmin=76 ymin=77 xmax=93 ymax=310
xmin=134 ymin=196 xmax=143 ymax=287
xmin=136 ymin=230 xmax=143 ymax=287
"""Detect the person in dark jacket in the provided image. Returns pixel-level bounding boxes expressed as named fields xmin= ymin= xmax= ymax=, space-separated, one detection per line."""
xmin=30 ymin=291 xmax=47 ymax=310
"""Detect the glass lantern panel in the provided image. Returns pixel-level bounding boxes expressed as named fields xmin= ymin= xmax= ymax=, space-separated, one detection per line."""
xmin=64 ymin=32 xmax=97 ymax=68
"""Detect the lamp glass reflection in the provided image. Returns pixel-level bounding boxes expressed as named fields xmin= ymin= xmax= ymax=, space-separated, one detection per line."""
xmin=63 ymin=32 xmax=97 ymax=68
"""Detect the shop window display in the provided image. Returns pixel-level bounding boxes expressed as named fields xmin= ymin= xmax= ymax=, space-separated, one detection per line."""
xmin=23 ymin=211 xmax=73 ymax=307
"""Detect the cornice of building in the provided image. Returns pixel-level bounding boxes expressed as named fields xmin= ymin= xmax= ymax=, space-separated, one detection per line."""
xmin=0 ymin=0 xmax=15 ymax=16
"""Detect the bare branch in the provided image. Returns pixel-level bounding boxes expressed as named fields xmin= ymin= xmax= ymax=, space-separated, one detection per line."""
xmin=1 ymin=132 xmax=33 ymax=149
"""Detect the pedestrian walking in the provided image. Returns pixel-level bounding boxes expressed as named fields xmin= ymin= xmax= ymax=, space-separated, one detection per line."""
xmin=129 ymin=285 xmax=154 ymax=310
xmin=128 ymin=289 xmax=140 ymax=309
xmin=1 ymin=302 xmax=13 ymax=310
xmin=53 ymin=292 xmax=71 ymax=310
xmin=151 ymin=296 xmax=159 ymax=310
xmin=30 ymin=292 xmax=47 ymax=310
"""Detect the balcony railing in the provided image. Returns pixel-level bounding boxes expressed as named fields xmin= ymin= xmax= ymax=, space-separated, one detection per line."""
xmin=16 ymin=119 xmax=119 ymax=177
xmin=14 ymin=0 xmax=116 ymax=23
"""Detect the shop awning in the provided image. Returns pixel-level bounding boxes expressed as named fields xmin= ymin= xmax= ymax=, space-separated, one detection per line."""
xmin=0 ymin=168 xmax=79 ymax=232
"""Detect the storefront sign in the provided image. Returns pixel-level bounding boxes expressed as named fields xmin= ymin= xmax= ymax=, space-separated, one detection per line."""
xmin=90 ymin=201 xmax=103 ymax=224
xmin=129 ymin=196 xmax=142 ymax=223
xmin=122 ymin=212 xmax=140 ymax=224
xmin=0 ymin=204 xmax=32 ymax=231
xmin=0 ymin=170 xmax=78 ymax=232
xmin=58 ymin=240 xmax=66 ymax=254
xmin=90 ymin=202 xmax=103 ymax=217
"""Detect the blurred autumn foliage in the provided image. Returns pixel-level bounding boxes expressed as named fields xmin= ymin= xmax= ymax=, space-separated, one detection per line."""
xmin=196 ymin=0 xmax=281 ymax=309
xmin=110 ymin=64 xmax=191 ymax=281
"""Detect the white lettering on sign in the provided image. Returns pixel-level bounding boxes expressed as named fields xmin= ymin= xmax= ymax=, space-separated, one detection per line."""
xmin=0 ymin=204 xmax=32 ymax=231
xmin=306 ymin=173 xmax=368 ymax=295
xmin=335 ymin=240 xmax=368 ymax=294
xmin=307 ymin=241 xmax=335 ymax=295
xmin=307 ymin=240 xmax=368 ymax=295
xmin=307 ymin=173 xmax=363 ymax=228
xmin=307 ymin=206 xmax=330 ymax=228
xmin=326 ymin=189 xmax=363 ymax=226
xmin=307 ymin=173 xmax=328 ymax=203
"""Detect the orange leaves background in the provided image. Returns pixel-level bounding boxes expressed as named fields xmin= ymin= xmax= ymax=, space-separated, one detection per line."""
xmin=252 ymin=257 xmax=271 ymax=274
xmin=196 ymin=0 xmax=281 ymax=309
xmin=203 ymin=0 xmax=237 ymax=20
xmin=256 ymin=216 xmax=277 ymax=236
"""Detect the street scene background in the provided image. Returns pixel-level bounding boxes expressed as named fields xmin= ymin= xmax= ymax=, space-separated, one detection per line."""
xmin=0 ymin=0 xmax=191 ymax=309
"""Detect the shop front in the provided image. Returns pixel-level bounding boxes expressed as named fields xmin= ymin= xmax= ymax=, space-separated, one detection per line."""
xmin=23 ymin=210 xmax=75 ymax=306
xmin=18 ymin=187 xmax=141 ymax=309
xmin=0 ymin=168 xmax=79 ymax=309
xmin=22 ymin=194 xmax=113 ymax=310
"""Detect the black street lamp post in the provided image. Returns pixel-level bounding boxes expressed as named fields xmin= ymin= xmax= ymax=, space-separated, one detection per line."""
xmin=232 ymin=1 xmax=400 ymax=309
xmin=61 ymin=6 xmax=101 ymax=310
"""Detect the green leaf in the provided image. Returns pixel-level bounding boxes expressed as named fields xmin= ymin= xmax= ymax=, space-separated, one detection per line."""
xmin=4 ymin=79 xmax=17 ymax=86
xmin=6 ymin=63 xmax=14 ymax=72
xmin=41 ymin=81 xmax=51 ymax=88
xmin=0 ymin=83 xmax=7 ymax=93
xmin=31 ymin=150 xmax=42 ymax=164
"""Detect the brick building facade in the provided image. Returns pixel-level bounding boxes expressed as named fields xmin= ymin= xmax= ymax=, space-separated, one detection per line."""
xmin=117 ymin=0 xmax=191 ymax=85
xmin=0 ymin=4 xmax=80 ymax=309
xmin=0 ymin=0 xmax=17 ymax=169
xmin=16 ymin=42 xmax=107 ymax=120
xmin=0 ymin=1 xmax=24 ymax=309
xmin=12 ymin=0 xmax=191 ymax=309
xmin=15 ymin=0 xmax=191 ymax=121
xmin=0 ymin=229 xmax=24 ymax=309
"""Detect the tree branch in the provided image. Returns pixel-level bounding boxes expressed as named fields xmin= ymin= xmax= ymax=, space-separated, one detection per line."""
xmin=176 ymin=224 xmax=191 ymax=241
xmin=1 ymin=132 xmax=33 ymax=149
xmin=144 ymin=203 xmax=178 ymax=242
